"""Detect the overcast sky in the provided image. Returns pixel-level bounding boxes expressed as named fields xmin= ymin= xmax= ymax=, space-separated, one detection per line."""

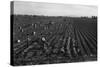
xmin=13 ymin=1 xmax=98 ymax=17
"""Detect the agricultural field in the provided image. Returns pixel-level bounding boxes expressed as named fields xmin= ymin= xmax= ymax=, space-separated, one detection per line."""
xmin=11 ymin=15 xmax=97 ymax=66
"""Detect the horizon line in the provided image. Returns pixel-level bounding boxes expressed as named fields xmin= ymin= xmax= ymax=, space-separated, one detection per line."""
xmin=11 ymin=14 xmax=97 ymax=17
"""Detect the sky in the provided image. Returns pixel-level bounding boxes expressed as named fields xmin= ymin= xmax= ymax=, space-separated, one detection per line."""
xmin=13 ymin=1 xmax=98 ymax=17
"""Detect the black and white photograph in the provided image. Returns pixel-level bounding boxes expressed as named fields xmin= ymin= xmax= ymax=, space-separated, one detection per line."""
xmin=10 ymin=1 xmax=97 ymax=66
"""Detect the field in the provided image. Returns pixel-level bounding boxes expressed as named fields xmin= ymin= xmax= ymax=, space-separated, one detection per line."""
xmin=11 ymin=15 xmax=97 ymax=66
